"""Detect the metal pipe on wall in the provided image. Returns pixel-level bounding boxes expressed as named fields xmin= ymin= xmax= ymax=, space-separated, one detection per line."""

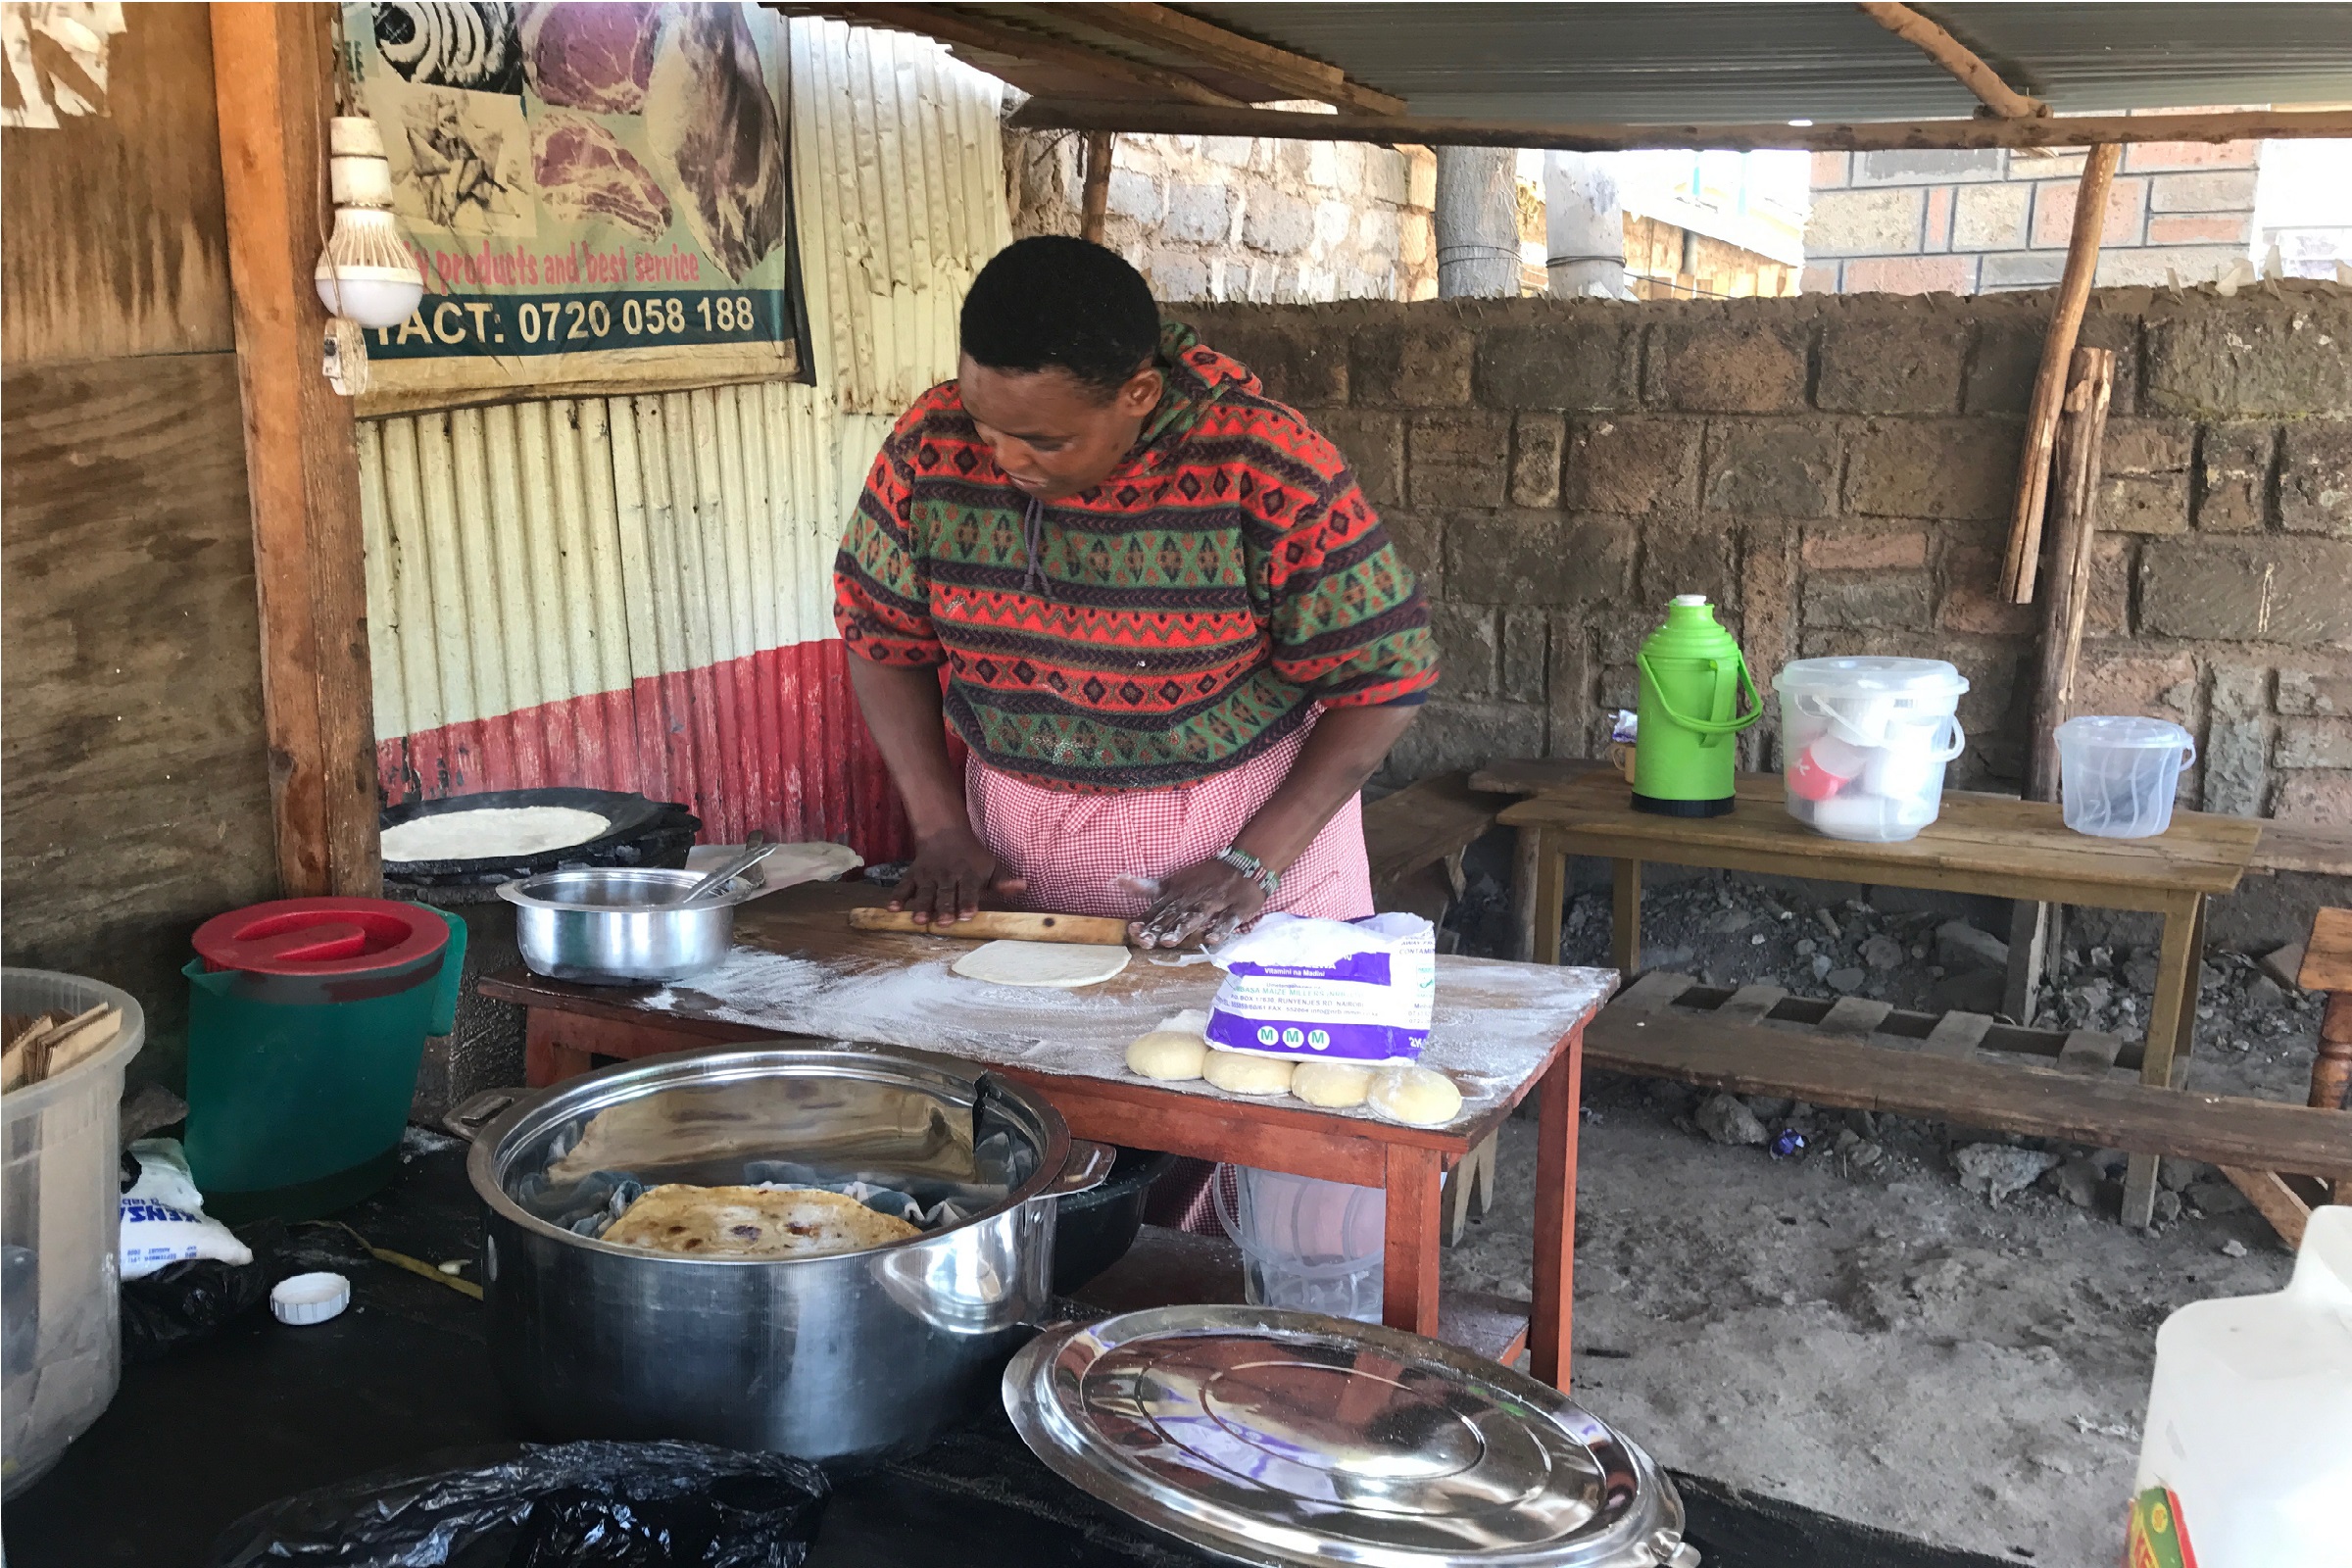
xmin=1434 ymin=146 xmax=1520 ymax=298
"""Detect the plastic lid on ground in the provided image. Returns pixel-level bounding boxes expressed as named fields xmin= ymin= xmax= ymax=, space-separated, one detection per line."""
xmin=1772 ymin=656 xmax=1969 ymax=698
xmin=270 ymin=1271 xmax=352 ymax=1325
xmin=2055 ymin=715 xmax=2193 ymax=749
xmin=1004 ymin=1305 xmax=1695 ymax=1568
xmin=192 ymin=898 xmax=449 ymax=978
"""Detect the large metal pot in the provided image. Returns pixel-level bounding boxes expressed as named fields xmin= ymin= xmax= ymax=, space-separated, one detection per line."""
xmin=469 ymin=1045 xmax=1111 ymax=1464
xmin=498 ymin=867 xmax=754 ymax=985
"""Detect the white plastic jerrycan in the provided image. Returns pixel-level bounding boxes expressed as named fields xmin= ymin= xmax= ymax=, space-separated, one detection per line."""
xmin=2128 ymin=1205 xmax=2352 ymax=1566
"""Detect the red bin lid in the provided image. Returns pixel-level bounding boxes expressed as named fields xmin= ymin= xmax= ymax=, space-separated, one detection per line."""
xmin=193 ymin=897 xmax=449 ymax=977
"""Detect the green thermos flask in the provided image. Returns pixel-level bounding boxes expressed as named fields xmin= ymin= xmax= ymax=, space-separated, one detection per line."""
xmin=1632 ymin=594 xmax=1762 ymax=816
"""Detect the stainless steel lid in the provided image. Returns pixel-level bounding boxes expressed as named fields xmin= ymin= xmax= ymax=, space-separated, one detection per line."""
xmin=1004 ymin=1306 xmax=1697 ymax=1568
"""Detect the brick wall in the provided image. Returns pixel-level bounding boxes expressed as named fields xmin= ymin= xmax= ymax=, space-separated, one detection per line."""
xmin=1007 ymin=126 xmax=1437 ymax=304
xmin=1805 ymin=141 xmax=2259 ymax=295
xmin=1176 ymin=284 xmax=2352 ymax=826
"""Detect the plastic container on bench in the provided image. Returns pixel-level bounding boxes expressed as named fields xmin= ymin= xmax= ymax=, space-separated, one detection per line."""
xmin=2 ymin=968 xmax=145 ymax=1498
xmin=1774 ymin=657 xmax=1969 ymax=844
xmin=1212 ymin=1164 xmax=1384 ymax=1324
xmin=2055 ymin=715 xmax=2196 ymax=839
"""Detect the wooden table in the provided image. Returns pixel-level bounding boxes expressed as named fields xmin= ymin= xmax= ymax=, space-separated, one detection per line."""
xmin=478 ymin=882 xmax=1615 ymax=1388
xmin=1482 ymin=763 xmax=2261 ymax=1228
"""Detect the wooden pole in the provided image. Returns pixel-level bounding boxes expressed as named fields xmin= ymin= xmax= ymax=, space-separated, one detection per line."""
xmin=2004 ymin=347 xmax=2115 ymax=1024
xmin=1005 ymin=97 xmax=2352 ymax=155
xmin=1079 ymin=129 xmax=1113 ymax=244
xmin=212 ymin=2 xmax=381 ymax=898
xmin=1855 ymin=3 xmax=2046 ymax=120
xmin=1999 ymin=142 xmax=2121 ymax=606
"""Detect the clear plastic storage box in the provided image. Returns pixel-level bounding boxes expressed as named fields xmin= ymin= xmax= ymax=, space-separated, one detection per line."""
xmin=2055 ymin=715 xmax=2196 ymax=839
xmin=2 ymin=968 xmax=144 ymax=1497
xmin=1774 ymin=657 xmax=1969 ymax=843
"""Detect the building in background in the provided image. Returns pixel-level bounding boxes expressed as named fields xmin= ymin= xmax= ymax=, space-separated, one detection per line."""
xmin=2256 ymin=138 xmax=2352 ymax=279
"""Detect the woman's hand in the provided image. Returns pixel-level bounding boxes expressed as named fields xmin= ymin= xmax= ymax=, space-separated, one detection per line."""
xmin=892 ymin=826 xmax=1025 ymax=926
xmin=1125 ymin=859 xmax=1267 ymax=950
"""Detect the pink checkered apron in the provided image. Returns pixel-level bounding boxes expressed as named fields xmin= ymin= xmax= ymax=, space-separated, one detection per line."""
xmin=963 ymin=713 xmax=1375 ymax=1237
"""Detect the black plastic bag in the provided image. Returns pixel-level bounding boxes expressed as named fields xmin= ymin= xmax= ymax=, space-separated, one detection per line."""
xmin=206 ymin=1440 xmax=829 ymax=1568
xmin=121 ymin=1252 xmax=272 ymax=1363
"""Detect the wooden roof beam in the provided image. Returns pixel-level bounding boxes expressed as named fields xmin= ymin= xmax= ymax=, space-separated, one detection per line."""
xmin=1051 ymin=3 xmax=1406 ymax=116
xmin=1857 ymin=2 xmax=2046 ymax=120
xmin=1007 ymin=98 xmax=2352 ymax=153
xmin=801 ymin=4 xmax=1245 ymax=106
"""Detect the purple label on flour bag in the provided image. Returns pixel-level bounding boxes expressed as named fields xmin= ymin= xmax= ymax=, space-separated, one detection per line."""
xmin=1204 ymin=1013 xmax=1415 ymax=1060
xmin=1223 ymin=952 xmax=1393 ymax=986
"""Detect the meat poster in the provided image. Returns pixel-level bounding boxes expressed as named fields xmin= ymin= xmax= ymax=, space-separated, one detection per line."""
xmin=342 ymin=1 xmax=808 ymax=410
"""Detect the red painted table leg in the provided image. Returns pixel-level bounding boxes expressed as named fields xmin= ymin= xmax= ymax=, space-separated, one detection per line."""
xmin=1382 ymin=1143 xmax=1445 ymax=1338
xmin=1529 ymin=1023 xmax=1583 ymax=1390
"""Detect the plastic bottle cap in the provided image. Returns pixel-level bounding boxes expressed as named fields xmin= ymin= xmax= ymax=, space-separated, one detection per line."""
xmin=1670 ymin=593 xmax=1708 ymax=607
xmin=270 ymin=1271 xmax=352 ymax=1326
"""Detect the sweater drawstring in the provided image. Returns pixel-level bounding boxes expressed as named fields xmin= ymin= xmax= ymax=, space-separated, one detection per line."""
xmin=1021 ymin=494 xmax=1052 ymax=600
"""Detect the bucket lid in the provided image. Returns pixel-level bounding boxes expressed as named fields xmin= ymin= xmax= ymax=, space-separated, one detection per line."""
xmin=1004 ymin=1306 xmax=1693 ymax=1568
xmin=193 ymin=897 xmax=449 ymax=978
xmin=1772 ymin=656 xmax=1969 ymax=698
xmin=2055 ymin=715 xmax=2193 ymax=749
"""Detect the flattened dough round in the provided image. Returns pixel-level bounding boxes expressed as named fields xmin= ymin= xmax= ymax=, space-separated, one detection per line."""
xmin=604 ymin=1185 xmax=918 ymax=1259
xmin=1202 ymin=1049 xmax=1295 ymax=1096
xmin=952 ymin=939 xmax=1130 ymax=988
xmin=1290 ymin=1060 xmax=1375 ymax=1108
xmin=1369 ymin=1063 xmax=1463 ymax=1127
xmin=1126 ymin=1029 xmax=1208 ymax=1081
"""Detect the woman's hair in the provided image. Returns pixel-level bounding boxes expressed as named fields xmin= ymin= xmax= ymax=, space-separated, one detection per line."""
xmin=959 ymin=235 xmax=1160 ymax=399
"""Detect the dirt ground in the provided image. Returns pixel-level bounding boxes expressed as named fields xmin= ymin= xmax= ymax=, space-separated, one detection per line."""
xmin=1439 ymin=869 xmax=2318 ymax=1568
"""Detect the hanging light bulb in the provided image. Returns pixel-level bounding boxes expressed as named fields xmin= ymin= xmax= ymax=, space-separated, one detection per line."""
xmin=315 ymin=116 xmax=424 ymax=330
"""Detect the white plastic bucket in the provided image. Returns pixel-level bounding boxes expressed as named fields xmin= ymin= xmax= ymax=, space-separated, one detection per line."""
xmin=1773 ymin=658 xmax=1969 ymax=843
xmin=2055 ymin=715 xmax=2196 ymax=838
xmin=1212 ymin=1164 xmax=1384 ymax=1323
xmin=2 ymin=969 xmax=145 ymax=1498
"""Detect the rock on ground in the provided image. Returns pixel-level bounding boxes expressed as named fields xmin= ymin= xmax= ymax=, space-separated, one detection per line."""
xmin=1936 ymin=919 xmax=2010 ymax=971
xmin=1694 ymin=1092 xmax=1767 ymax=1146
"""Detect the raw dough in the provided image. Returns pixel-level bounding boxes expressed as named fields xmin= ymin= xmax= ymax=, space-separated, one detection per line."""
xmin=1291 ymin=1060 xmax=1376 ymax=1108
xmin=1126 ymin=1030 xmax=1208 ymax=1081
xmin=603 ymin=1184 xmax=919 ymax=1259
xmin=1368 ymin=1063 xmax=1463 ymax=1128
xmin=1203 ymin=1049 xmax=1295 ymax=1097
xmin=952 ymin=939 xmax=1130 ymax=989
xmin=381 ymin=806 xmax=610 ymax=862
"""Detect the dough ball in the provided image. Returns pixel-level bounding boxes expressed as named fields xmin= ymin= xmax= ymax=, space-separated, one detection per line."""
xmin=1290 ymin=1060 xmax=1375 ymax=1108
xmin=1126 ymin=1029 xmax=1208 ymax=1081
xmin=1202 ymin=1049 xmax=1295 ymax=1097
xmin=1368 ymin=1063 xmax=1463 ymax=1127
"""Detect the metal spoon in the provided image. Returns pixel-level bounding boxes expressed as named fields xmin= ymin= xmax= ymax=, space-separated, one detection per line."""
xmin=672 ymin=836 xmax=777 ymax=906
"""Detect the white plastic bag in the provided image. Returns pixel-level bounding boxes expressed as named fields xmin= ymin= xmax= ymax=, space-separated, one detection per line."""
xmin=120 ymin=1139 xmax=252 ymax=1280
xmin=1206 ymin=912 xmax=1436 ymax=1062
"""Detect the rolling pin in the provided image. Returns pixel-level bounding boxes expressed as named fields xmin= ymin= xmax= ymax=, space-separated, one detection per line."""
xmin=848 ymin=907 xmax=1130 ymax=946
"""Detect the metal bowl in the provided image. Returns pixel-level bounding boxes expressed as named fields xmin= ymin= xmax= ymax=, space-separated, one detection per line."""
xmin=499 ymin=867 xmax=755 ymax=986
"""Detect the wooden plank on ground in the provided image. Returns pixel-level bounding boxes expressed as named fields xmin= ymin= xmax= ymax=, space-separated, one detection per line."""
xmin=2057 ymin=1030 xmax=2125 ymax=1075
xmin=1923 ymin=1011 xmax=1996 ymax=1058
xmin=1613 ymin=972 xmax=1696 ymax=1013
xmin=1583 ymin=1007 xmax=2352 ymax=1179
xmin=1715 ymin=984 xmax=1787 ymax=1026
xmin=1819 ymin=998 xmax=1894 ymax=1036
xmin=2215 ymin=1167 xmax=2311 ymax=1250
xmin=1364 ymin=772 xmax=1510 ymax=906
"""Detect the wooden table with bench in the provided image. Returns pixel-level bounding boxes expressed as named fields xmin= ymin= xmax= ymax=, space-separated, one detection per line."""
xmin=478 ymin=880 xmax=1615 ymax=1388
xmin=1478 ymin=762 xmax=2280 ymax=1228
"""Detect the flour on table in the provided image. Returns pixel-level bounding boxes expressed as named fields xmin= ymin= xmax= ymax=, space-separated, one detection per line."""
xmin=951 ymin=940 xmax=1130 ymax=988
xmin=382 ymin=806 xmax=610 ymax=862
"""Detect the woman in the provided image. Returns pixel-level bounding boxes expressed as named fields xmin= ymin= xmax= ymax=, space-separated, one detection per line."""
xmin=834 ymin=236 xmax=1437 ymax=948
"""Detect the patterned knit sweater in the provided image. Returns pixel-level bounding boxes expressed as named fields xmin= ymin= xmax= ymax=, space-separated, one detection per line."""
xmin=834 ymin=321 xmax=1437 ymax=792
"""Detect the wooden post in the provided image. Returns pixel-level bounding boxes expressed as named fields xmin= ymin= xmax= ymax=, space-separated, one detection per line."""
xmin=2004 ymin=348 xmax=2115 ymax=1022
xmin=1078 ymin=129 xmax=1113 ymax=244
xmin=2000 ymin=143 xmax=2121 ymax=605
xmin=211 ymin=3 xmax=381 ymax=898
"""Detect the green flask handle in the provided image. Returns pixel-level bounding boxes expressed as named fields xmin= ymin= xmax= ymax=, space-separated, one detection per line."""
xmin=1638 ymin=651 xmax=1765 ymax=736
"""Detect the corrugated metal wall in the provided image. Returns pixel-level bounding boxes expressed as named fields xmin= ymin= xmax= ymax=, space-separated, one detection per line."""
xmin=360 ymin=18 xmax=1009 ymax=858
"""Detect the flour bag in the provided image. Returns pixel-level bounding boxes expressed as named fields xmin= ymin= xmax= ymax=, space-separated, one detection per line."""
xmin=1206 ymin=913 xmax=1437 ymax=1061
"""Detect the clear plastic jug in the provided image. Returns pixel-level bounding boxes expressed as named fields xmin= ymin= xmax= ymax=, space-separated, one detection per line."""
xmin=2128 ymin=1205 xmax=2352 ymax=1566
xmin=1212 ymin=1164 xmax=1385 ymax=1323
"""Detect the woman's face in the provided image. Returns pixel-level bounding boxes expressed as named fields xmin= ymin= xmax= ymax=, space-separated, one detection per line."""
xmin=957 ymin=355 xmax=1162 ymax=501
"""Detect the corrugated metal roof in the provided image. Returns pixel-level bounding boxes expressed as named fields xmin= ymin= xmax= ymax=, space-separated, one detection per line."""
xmin=1159 ymin=3 xmax=2352 ymax=123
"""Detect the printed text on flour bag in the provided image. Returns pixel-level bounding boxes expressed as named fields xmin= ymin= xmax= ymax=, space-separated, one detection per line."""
xmin=1206 ymin=913 xmax=1437 ymax=1061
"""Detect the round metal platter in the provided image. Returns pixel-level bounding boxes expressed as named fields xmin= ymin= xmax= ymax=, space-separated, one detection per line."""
xmin=1004 ymin=1306 xmax=1694 ymax=1568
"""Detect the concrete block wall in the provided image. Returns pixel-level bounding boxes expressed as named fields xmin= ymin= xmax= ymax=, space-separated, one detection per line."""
xmin=1008 ymin=126 xmax=1438 ymax=304
xmin=1178 ymin=283 xmax=2352 ymax=826
xmin=1806 ymin=141 xmax=2259 ymax=295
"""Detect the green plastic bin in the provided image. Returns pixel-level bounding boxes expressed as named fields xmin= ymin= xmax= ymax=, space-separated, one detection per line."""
xmin=183 ymin=898 xmax=464 ymax=1221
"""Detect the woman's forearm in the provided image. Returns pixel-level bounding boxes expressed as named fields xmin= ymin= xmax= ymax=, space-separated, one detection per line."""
xmin=1231 ymin=704 xmax=1420 ymax=874
xmin=846 ymin=658 xmax=967 ymax=839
